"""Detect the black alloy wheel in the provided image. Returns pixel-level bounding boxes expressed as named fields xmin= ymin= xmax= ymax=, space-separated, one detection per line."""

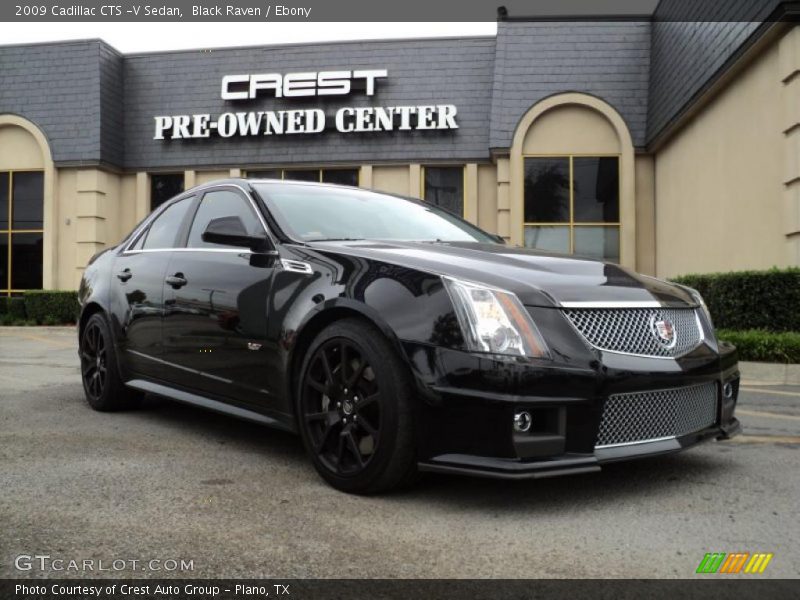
xmin=297 ymin=319 xmax=417 ymax=494
xmin=80 ymin=319 xmax=108 ymax=402
xmin=302 ymin=338 xmax=381 ymax=475
xmin=80 ymin=312 xmax=142 ymax=411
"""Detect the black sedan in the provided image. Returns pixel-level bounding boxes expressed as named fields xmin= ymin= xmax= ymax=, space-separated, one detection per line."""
xmin=78 ymin=179 xmax=741 ymax=493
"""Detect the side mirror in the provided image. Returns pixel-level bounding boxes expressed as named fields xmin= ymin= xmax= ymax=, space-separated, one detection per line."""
xmin=201 ymin=216 xmax=272 ymax=252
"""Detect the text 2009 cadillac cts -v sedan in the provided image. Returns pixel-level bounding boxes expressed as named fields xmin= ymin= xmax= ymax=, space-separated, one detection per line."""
xmin=78 ymin=179 xmax=741 ymax=493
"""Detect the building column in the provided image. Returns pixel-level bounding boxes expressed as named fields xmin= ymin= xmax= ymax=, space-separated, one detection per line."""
xmin=409 ymin=164 xmax=422 ymax=198
xmin=184 ymin=169 xmax=196 ymax=189
xmin=359 ymin=165 xmax=372 ymax=189
xmin=74 ymin=170 xmax=107 ymax=287
xmin=42 ymin=160 xmax=58 ymax=290
xmin=463 ymin=163 xmax=478 ymax=223
xmin=496 ymin=156 xmax=511 ymax=242
xmin=135 ymin=172 xmax=149 ymax=222
xmin=229 ymin=168 xmax=242 ymax=178
xmin=635 ymin=154 xmax=656 ymax=275
xmin=780 ymin=27 xmax=800 ymax=265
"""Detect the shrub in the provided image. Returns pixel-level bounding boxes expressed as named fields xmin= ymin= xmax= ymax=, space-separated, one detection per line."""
xmin=717 ymin=329 xmax=800 ymax=364
xmin=672 ymin=267 xmax=800 ymax=333
xmin=7 ymin=297 xmax=27 ymax=320
xmin=22 ymin=290 xmax=80 ymax=325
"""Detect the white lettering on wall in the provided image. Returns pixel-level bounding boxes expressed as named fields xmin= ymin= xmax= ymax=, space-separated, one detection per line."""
xmin=156 ymin=68 xmax=459 ymax=141
xmin=153 ymin=105 xmax=459 ymax=140
xmin=220 ymin=70 xmax=388 ymax=100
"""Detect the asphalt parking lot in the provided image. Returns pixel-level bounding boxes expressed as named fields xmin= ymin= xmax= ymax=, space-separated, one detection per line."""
xmin=1 ymin=326 xmax=799 ymax=579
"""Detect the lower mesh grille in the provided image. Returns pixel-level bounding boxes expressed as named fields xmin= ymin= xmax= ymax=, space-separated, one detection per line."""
xmin=596 ymin=382 xmax=718 ymax=448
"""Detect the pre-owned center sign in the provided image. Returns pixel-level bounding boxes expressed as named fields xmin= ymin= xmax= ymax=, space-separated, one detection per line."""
xmin=153 ymin=69 xmax=459 ymax=140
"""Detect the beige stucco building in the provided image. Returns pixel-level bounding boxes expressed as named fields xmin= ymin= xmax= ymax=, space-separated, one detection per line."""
xmin=1 ymin=12 xmax=798 ymax=296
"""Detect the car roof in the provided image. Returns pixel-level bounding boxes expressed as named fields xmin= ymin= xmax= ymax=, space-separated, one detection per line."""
xmin=184 ymin=177 xmax=359 ymax=195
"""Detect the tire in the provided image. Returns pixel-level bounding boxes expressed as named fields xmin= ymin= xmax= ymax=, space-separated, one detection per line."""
xmin=79 ymin=312 xmax=143 ymax=411
xmin=296 ymin=318 xmax=418 ymax=494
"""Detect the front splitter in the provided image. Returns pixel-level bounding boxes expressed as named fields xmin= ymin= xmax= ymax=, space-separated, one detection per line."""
xmin=418 ymin=420 xmax=741 ymax=480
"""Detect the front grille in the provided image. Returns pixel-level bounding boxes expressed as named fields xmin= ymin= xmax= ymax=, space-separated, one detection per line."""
xmin=563 ymin=307 xmax=703 ymax=358
xmin=595 ymin=382 xmax=718 ymax=448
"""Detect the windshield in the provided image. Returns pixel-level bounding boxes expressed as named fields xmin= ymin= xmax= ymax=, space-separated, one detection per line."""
xmin=254 ymin=183 xmax=498 ymax=244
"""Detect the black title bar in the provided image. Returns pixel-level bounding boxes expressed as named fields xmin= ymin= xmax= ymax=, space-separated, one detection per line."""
xmin=1 ymin=0 xmax=798 ymax=22
xmin=2 ymin=579 xmax=800 ymax=600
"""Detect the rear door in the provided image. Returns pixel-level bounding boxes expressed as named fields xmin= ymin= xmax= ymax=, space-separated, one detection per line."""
xmin=109 ymin=195 xmax=195 ymax=379
xmin=161 ymin=187 xmax=276 ymax=407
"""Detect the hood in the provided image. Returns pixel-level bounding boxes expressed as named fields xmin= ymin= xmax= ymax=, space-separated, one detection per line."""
xmin=307 ymin=240 xmax=696 ymax=308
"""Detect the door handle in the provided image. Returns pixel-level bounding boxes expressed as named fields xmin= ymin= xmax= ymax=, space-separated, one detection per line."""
xmin=117 ymin=269 xmax=132 ymax=282
xmin=165 ymin=273 xmax=187 ymax=289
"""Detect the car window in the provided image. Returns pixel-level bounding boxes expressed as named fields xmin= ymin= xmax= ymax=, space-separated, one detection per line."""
xmin=142 ymin=197 xmax=193 ymax=250
xmin=255 ymin=183 xmax=497 ymax=243
xmin=187 ymin=190 xmax=262 ymax=248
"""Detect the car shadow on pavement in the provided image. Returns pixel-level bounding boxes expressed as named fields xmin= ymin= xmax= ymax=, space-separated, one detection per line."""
xmin=139 ymin=394 xmax=307 ymax=463
xmin=140 ymin=393 xmax=732 ymax=508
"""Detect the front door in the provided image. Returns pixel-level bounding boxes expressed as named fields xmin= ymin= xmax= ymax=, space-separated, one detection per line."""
xmin=162 ymin=188 xmax=276 ymax=407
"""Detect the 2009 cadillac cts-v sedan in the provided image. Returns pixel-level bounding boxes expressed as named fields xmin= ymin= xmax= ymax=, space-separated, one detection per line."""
xmin=78 ymin=179 xmax=741 ymax=493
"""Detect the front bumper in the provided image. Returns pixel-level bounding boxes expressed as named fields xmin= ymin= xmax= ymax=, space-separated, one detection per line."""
xmin=417 ymin=418 xmax=741 ymax=480
xmin=406 ymin=322 xmax=742 ymax=480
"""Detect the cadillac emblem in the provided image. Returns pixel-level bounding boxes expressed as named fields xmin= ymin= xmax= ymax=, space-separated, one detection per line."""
xmin=650 ymin=315 xmax=677 ymax=349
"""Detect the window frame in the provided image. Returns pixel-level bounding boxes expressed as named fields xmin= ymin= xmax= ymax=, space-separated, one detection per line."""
xmin=185 ymin=188 xmax=264 ymax=249
xmin=122 ymin=191 xmax=195 ymax=254
xmin=245 ymin=167 xmax=361 ymax=187
xmin=140 ymin=195 xmax=196 ymax=251
xmin=420 ymin=165 xmax=466 ymax=219
xmin=123 ymin=184 xmax=275 ymax=254
xmin=1 ymin=168 xmax=45 ymax=296
xmin=522 ymin=153 xmax=621 ymax=259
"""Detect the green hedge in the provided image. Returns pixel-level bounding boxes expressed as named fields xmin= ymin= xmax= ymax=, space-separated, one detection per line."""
xmin=717 ymin=329 xmax=800 ymax=364
xmin=0 ymin=291 xmax=79 ymax=325
xmin=0 ymin=297 xmax=29 ymax=325
xmin=23 ymin=291 xmax=80 ymax=325
xmin=2 ymin=297 xmax=27 ymax=320
xmin=672 ymin=267 xmax=800 ymax=333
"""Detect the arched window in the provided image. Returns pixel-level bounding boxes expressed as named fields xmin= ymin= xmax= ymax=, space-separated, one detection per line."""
xmin=510 ymin=94 xmax=635 ymax=267
xmin=0 ymin=123 xmax=46 ymax=295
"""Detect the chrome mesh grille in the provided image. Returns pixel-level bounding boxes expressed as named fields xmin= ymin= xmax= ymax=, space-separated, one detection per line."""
xmin=563 ymin=307 xmax=702 ymax=358
xmin=595 ymin=382 xmax=718 ymax=448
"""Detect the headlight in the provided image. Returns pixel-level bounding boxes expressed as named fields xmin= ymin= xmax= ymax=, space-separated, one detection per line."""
xmin=442 ymin=277 xmax=550 ymax=359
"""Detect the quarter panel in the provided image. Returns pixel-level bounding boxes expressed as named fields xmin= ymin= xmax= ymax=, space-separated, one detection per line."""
xmin=268 ymin=245 xmax=463 ymax=413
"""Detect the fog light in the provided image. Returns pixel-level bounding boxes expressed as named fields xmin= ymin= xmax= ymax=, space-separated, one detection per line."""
xmin=513 ymin=411 xmax=532 ymax=433
xmin=723 ymin=382 xmax=734 ymax=399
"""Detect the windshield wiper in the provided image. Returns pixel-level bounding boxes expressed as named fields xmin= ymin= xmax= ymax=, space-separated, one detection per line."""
xmin=306 ymin=237 xmax=365 ymax=242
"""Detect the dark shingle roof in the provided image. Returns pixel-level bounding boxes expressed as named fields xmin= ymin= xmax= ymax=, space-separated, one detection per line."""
xmin=647 ymin=0 xmax=784 ymax=143
xmin=489 ymin=20 xmax=651 ymax=148
xmin=0 ymin=7 xmax=784 ymax=168
xmin=0 ymin=40 xmax=106 ymax=163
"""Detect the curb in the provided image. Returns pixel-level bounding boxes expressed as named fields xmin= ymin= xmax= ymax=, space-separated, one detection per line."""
xmin=739 ymin=361 xmax=800 ymax=386
xmin=0 ymin=325 xmax=76 ymax=332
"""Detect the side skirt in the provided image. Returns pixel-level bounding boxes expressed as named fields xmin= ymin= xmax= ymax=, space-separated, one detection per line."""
xmin=125 ymin=379 xmax=297 ymax=433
